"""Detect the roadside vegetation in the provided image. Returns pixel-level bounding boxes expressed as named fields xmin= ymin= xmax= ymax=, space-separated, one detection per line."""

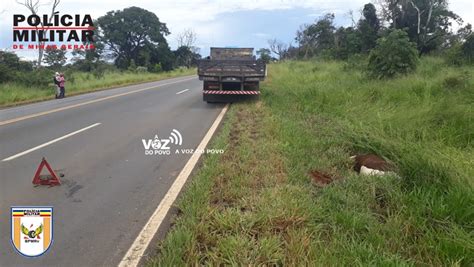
xmin=0 ymin=67 xmax=194 ymax=107
xmin=150 ymin=57 xmax=473 ymax=265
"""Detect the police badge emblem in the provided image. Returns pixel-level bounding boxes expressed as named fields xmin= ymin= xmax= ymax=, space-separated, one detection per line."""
xmin=11 ymin=207 xmax=53 ymax=257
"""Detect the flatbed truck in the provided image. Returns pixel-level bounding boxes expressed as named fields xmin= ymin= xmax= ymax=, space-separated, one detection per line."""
xmin=197 ymin=47 xmax=266 ymax=103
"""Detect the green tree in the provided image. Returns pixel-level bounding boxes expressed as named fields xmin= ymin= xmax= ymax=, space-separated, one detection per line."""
xmin=72 ymin=48 xmax=104 ymax=72
xmin=175 ymin=28 xmax=200 ymax=67
xmin=0 ymin=51 xmax=54 ymax=86
xmin=127 ymin=59 xmax=137 ymax=72
xmin=149 ymin=43 xmax=175 ymax=71
xmin=174 ymin=46 xmax=201 ymax=68
xmin=296 ymin=13 xmax=336 ymax=58
xmin=461 ymin=34 xmax=474 ymax=64
xmin=71 ymin=24 xmax=105 ymax=72
xmin=97 ymin=6 xmax=171 ymax=69
xmin=333 ymin=27 xmax=361 ymax=59
xmin=377 ymin=0 xmax=461 ymax=54
xmin=43 ymin=47 xmax=67 ymax=69
xmin=358 ymin=3 xmax=380 ymax=52
xmin=368 ymin=29 xmax=418 ymax=78
xmin=444 ymin=42 xmax=464 ymax=65
xmin=0 ymin=51 xmax=32 ymax=72
xmin=256 ymin=48 xmax=271 ymax=63
xmin=0 ymin=51 xmax=32 ymax=83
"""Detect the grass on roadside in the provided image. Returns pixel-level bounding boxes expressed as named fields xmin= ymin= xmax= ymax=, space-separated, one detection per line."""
xmin=0 ymin=68 xmax=195 ymax=107
xmin=149 ymin=57 xmax=473 ymax=265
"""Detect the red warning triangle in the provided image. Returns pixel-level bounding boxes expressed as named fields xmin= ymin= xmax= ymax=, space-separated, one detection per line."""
xmin=32 ymin=157 xmax=61 ymax=186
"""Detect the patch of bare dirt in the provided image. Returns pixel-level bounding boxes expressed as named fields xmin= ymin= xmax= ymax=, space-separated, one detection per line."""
xmin=309 ymin=170 xmax=339 ymax=187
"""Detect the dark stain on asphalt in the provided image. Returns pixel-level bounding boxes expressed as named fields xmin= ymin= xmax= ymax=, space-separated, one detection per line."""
xmin=61 ymin=178 xmax=84 ymax=198
xmin=66 ymin=184 xmax=83 ymax=198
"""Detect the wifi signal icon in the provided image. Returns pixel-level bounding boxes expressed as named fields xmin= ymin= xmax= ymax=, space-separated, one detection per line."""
xmin=169 ymin=129 xmax=183 ymax=145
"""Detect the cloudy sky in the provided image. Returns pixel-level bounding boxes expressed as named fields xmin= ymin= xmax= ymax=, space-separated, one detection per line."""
xmin=1 ymin=0 xmax=473 ymax=60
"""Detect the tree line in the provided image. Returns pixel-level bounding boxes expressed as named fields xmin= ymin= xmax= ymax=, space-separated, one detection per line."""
xmin=1 ymin=6 xmax=201 ymax=85
xmin=257 ymin=0 xmax=473 ymax=78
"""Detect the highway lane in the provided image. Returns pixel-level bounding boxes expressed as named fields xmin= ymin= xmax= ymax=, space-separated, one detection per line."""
xmin=0 ymin=76 xmax=225 ymax=266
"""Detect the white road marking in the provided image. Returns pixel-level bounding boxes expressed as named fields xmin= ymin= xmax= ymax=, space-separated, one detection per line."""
xmin=176 ymin=89 xmax=189 ymax=95
xmin=0 ymin=77 xmax=195 ymax=127
xmin=118 ymin=104 xmax=229 ymax=267
xmin=1 ymin=122 xmax=101 ymax=162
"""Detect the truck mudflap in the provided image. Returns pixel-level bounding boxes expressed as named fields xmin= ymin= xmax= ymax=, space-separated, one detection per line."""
xmin=203 ymin=90 xmax=260 ymax=103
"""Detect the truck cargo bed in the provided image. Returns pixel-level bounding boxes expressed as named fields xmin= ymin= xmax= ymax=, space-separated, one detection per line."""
xmin=198 ymin=47 xmax=266 ymax=103
xmin=198 ymin=59 xmax=266 ymax=82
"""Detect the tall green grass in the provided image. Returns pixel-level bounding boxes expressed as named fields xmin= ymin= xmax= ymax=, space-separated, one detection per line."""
xmin=150 ymin=57 xmax=473 ymax=265
xmin=262 ymin=57 xmax=473 ymax=264
xmin=0 ymin=68 xmax=195 ymax=107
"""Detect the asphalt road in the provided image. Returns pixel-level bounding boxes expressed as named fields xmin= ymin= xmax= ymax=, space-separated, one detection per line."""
xmin=0 ymin=76 xmax=225 ymax=266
